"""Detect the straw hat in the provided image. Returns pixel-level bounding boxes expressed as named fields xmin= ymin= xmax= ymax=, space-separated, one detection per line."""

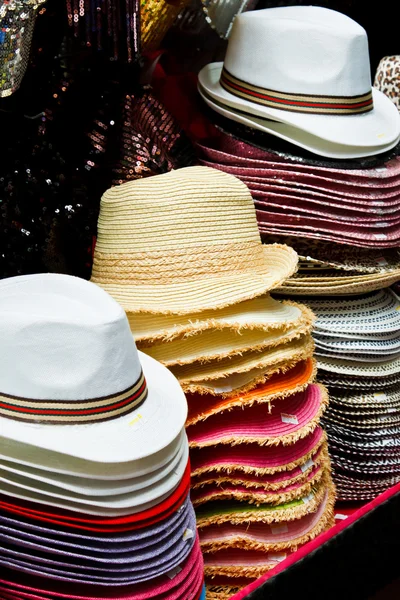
xmin=196 ymin=475 xmax=328 ymax=528
xmin=143 ymin=305 xmax=314 ymax=366
xmin=314 ymin=333 xmax=400 ymax=355
xmin=190 ymin=427 xmax=327 ymax=478
xmin=306 ymin=290 xmax=400 ymax=333
xmin=187 ymin=384 xmax=328 ymax=449
xmin=275 ymin=271 xmax=400 ymax=295
xmin=171 ymin=334 xmax=315 ymax=387
xmin=318 ymin=371 xmax=400 ymax=390
xmin=191 ymin=464 xmax=325 ymax=507
xmin=186 ymin=358 xmax=316 ymax=425
xmin=199 ymin=485 xmax=334 ymax=553
xmin=317 ymin=355 xmax=400 ymax=377
xmin=0 ymin=274 xmax=187 ymax=466
xmin=91 ymin=166 xmax=298 ymax=314
xmin=131 ymin=296 xmax=308 ymax=346
xmin=198 ymin=7 xmax=400 ymax=158
xmin=192 ymin=442 xmax=328 ymax=490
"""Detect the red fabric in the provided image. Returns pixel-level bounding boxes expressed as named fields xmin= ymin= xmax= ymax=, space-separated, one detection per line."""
xmin=0 ymin=463 xmax=190 ymax=533
xmin=230 ymin=481 xmax=400 ymax=599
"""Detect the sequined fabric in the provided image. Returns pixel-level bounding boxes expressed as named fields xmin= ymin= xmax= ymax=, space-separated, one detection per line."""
xmin=0 ymin=0 xmax=45 ymax=98
xmin=113 ymin=88 xmax=196 ymax=185
xmin=65 ymin=0 xmax=140 ymax=62
xmin=141 ymin=0 xmax=190 ymax=53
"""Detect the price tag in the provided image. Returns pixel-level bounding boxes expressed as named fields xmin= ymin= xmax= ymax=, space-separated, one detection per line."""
xmin=300 ymin=458 xmax=314 ymax=473
xmin=166 ymin=566 xmax=182 ymax=579
xmin=281 ymin=413 xmax=299 ymax=425
xmin=373 ymin=393 xmax=387 ymax=400
xmin=271 ymin=523 xmax=289 ymax=535
xmin=373 ymin=233 xmax=388 ymax=240
xmin=302 ymin=492 xmax=315 ymax=504
xmin=268 ymin=552 xmax=287 ymax=562
xmin=183 ymin=528 xmax=194 ymax=541
xmin=335 ymin=513 xmax=348 ymax=521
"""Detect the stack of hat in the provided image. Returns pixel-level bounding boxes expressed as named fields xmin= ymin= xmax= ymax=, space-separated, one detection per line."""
xmin=0 ymin=274 xmax=205 ymax=600
xmin=90 ymin=165 xmax=336 ymax=598
xmin=196 ymin=5 xmax=400 ymax=297
xmin=302 ymin=290 xmax=400 ymax=501
xmin=193 ymin=5 xmax=400 ymax=513
xmin=195 ymin=137 xmax=400 ymax=295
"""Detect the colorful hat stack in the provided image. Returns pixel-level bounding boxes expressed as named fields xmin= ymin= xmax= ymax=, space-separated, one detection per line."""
xmin=0 ymin=274 xmax=205 ymax=600
xmin=193 ymin=3 xmax=400 ymax=515
xmin=91 ymin=165 xmax=336 ymax=598
xmin=303 ymin=290 xmax=400 ymax=501
xmin=196 ymin=135 xmax=400 ymax=295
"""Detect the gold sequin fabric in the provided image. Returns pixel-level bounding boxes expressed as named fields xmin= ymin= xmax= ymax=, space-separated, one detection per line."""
xmin=141 ymin=0 xmax=190 ymax=52
xmin=0 ymin=0 xmax=45 ymax=98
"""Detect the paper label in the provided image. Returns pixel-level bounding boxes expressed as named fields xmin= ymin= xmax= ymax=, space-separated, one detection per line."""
xmin=373 ymin=393 xmax=387 ymax=400
xmin=268 ymin=552 xmax=287 ymax=562
xmin=302 ymin=492 xmax=315 ymax=504
xmin=300 ymin=458 xmax=314 ymax=473
xmin=183 ymin=528 xmax=194 ymax=541
xmin=270 ymin=523 xmax=289 ymax=535
xmin=281 ymin=413 xmax=299 ymax=425
xmin=373 ymin=233 xmax=388 ymax=240
xmin=376 ymin=258 xmax=388 ymax=266
xmin=166 ymin=567 xmax=182 ymax=580
xmin=335 ymin=513 xmax=348 ymax=520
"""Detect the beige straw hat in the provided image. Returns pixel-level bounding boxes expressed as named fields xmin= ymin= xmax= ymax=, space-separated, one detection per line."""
xmin=91 ymin=166 xmax=298 ymax=314
xmin=171 ymin=335 xmax=315 ymax=388
xmin=276 ymin=269 xmax=400 ymax=295
xmin=130 ymin=296 xmax=307 ymax=345
xmin=142 ymin=304 xmax=314 ymax=366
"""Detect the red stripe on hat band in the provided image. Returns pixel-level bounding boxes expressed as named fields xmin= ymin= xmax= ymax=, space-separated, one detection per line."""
xmin=220 ymin=68 xmax=374 ymax=115
xmin=0 ymin=371 xmax=148 ymax=424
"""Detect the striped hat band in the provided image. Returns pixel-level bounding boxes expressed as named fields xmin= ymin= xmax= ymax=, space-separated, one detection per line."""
xmin=220 ymin=67 xmax=374 ymax=115
xmin=0 ymin=371 xmax=148 ymax=424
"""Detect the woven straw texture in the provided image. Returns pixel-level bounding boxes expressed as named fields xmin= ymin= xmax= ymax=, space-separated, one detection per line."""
xmin=91 ymin=166 xmax=297 ymax=314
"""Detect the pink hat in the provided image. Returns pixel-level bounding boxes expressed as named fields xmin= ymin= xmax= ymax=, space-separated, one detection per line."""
xmin=187 ymin=384 xmax=327 ymax=448
xmin=190 ymin=427 xmax=326 ymax=477
xmin=192 ymin=443 xmax=326 ymax=489
xmin=199 ymin=486 xmax=333 ymax=552
xmin=190 ymin=463 xmax=324 ymax=506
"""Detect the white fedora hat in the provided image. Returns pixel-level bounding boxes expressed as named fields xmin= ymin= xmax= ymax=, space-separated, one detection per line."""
xmin=0 ymin=274 xmax=187 ymax=464
xmin=198 ymin=6 xmax=400 ymax=157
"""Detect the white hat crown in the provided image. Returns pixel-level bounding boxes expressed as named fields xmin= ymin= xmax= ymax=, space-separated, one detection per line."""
xmin=223 ymin=6 xmax=372 ymax=109
xmin=0 ymin=274 xmax=147 ymax=423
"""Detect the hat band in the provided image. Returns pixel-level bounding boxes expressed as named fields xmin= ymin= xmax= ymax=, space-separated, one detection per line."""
xmin=0 ymin=371 xmax=148 ymax=424
xmin=220 ymin=67 xmax=374 ymax=115
xmin=92 ymin=241 xmax=266 ymax=284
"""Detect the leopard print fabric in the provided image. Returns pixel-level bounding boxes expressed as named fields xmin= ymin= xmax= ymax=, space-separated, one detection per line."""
xmin=374 ymin=55 xmax=400 ymax=111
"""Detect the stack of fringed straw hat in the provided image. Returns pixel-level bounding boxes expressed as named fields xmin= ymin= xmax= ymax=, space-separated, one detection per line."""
xmin=303 ymin=290 xmax=400 ymax=501
xmin=91 ymin=165 xmax=336 ymax=599
xmin=0 ymin=274 xmax=205 ymax=600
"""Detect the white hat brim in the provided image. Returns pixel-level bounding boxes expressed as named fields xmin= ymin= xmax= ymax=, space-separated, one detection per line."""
xmin=0 ymin=435 xmax=186 ymax=497
xmin=0 ymin=443 xmax=189 ymax=516
xmin=0 ymin=352 xmax=188 ymax=466
xmin=199 ymin=63 xmax=400 ymax=158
